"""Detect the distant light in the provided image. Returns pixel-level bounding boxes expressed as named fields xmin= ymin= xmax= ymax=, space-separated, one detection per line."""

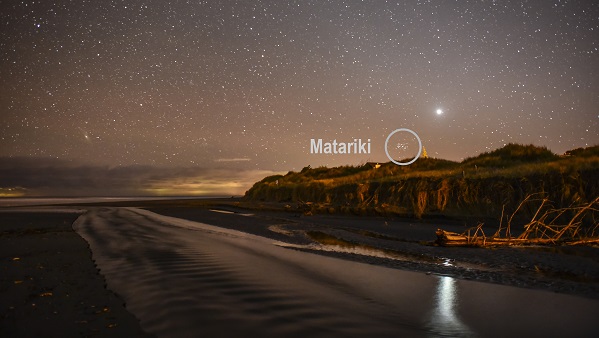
xmin=436 ymin=109 xmax=444 ymax=115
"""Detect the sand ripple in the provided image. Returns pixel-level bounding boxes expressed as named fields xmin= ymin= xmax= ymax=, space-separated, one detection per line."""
xmin=73 ymin=207 xmax=599 ymax=338
xmin=74 ymin=207 xmax=433 ymax=337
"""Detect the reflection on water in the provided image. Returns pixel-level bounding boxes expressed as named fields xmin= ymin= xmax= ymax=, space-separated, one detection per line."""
xmin=427 ymin=276 xmax=475 ymax=337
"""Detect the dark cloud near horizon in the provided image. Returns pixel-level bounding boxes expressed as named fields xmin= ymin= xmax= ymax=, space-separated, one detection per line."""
xmin=0 ymin=157 xmax=277 ymax=196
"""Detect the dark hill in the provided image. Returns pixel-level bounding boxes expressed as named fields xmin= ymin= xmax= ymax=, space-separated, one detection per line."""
xmin=244 ymin=144 xmax=599 ymax=220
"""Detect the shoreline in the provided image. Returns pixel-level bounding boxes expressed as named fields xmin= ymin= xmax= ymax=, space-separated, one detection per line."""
xmin=72 ymin=206 xmax=599 ymax=337
xmin=3 ymin=198 xmax=599 ymax=300
xmin=1 ymin=199 xmax=598 ymax=336
xmin=3 ymin=197 xmax=599 ymax=300
xmin=140 ymin=198 xmax=599 ymax=300
xmin=0 ymin=210 xmax=151 ymax=337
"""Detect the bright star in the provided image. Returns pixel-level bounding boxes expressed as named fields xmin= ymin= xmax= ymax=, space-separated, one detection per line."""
xmin=436 ymin=109 xmax=444 ymax=115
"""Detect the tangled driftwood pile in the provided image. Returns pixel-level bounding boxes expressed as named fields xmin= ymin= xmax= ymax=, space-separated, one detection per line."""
xmin=436 ymin=195 xmax=599 ymax=247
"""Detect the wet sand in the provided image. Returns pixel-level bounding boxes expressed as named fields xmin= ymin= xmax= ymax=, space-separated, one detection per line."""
xmin=146 ymin=201 xmax=599 ymax=299
xmin=0 ymin=211 xmax=151 ymax=337
xmin=74 ymin=207 xmax=599 ymax=337
xmin=2 ymin=198 xmax=599 ymax=337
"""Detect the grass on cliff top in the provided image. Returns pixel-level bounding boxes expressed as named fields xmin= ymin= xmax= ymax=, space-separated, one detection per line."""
xmin=256 ymin=143 xmax=599 ymax=187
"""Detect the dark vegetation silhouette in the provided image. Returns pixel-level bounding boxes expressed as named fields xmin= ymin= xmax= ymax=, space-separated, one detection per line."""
xmin=245 ymin=144 xmax=599 ymax=224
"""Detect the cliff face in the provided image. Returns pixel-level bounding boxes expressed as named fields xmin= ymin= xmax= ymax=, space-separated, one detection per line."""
xmin=245 ymin=169 xmax=596 ymax=218
xmin=244 ymin=144 xmax=599 ymax=220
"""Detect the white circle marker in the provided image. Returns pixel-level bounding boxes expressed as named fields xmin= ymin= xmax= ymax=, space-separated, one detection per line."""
xmin=436 ymin=109 xmax=443 ymax=115
xmin=384 ymin=128 xmax=422 ymax=166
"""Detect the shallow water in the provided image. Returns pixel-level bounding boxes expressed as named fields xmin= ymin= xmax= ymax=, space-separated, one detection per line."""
xmin=74 ymin=207 xmax=599 ymax=337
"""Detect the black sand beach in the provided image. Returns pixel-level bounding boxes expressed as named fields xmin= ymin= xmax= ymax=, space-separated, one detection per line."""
xmin=0 ymin=211 xmax=151 ymax=337
xmin=2 ymin=199 xmax=599 ymax=337
xmin=142 ymin=199 xmax=599 ymax=299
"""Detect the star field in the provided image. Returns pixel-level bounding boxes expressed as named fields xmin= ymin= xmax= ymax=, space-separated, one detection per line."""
xmin=1 ymin=0 xmax=598 ymax=174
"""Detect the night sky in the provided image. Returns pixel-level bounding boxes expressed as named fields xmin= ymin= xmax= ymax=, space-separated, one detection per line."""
xmin=1 ymin=1 xmax=598 ymax=196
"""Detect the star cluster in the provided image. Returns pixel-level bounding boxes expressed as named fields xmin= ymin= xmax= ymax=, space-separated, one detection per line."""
xmin=1 ymin=0 xmax=597 ymax=172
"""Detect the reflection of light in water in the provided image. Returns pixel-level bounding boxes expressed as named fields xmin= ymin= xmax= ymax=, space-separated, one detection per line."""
xmin=442 ymin=258 xmax=454 ymax=267
xmin=439 ymin=276 xmax=457 ymax=320
xmin=427 ymin=276 xmax=475 ymax=337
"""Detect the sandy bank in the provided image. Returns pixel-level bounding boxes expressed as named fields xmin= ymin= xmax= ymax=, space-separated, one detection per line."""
xmin=74 ymin=207 xmax=599 ymax=337
xmin=0 ymin=211 xmax=151 ymax=337
xmin=141 ymin=199 xmax=599 ymax=300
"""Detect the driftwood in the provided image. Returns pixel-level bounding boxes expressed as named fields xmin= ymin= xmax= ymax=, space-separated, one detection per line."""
xmin=434 ymin=229 xmax=599 ymax=247
xmin=436 ymin=196 xmax=599 ymax=247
